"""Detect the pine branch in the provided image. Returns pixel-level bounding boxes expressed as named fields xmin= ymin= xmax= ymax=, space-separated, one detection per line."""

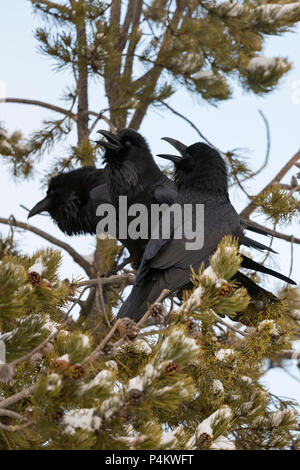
xmin=158 ymin=99 xmax=220 ymax=150
xmin=0 ymin=217 xmax=94 ymax=276
xmin=83 ymin=288 xmax=169 ymax=364
xmin=0 ymin=421 xmax=34 ymax=432
xmin=240 ymin=149 xmax=300 ymax=219
xmin=117 ymin=0 xmax=136 ymax=51
xmin=0 ymin=409 xmax=26 ymax=421
xmin=3 ymin=98 xmax=115 ymax=130
xmin=277 ymin=350 xmax=300 ymax=360
xmin=76 ymin=273 xmax=136 ymax=288
xmin=241 ymin=218 xmax=300 ymax=245
xmin=9 ymin=288 xmax=88 ymax=368
xmin=110 ymin=0 xmax=121 ymax=27
xmin=31 ymin=0 xmax=71 ymax=17
xmin=129 ymin=1 xmax=186 ymax=129
xmin=3 ymin=98 xmax=76 ymax=119
xmin=0 ymin=385 xmax=37 ymax=410
xmin=245 ymin=110 xmax=271 ymax=180
xmin=123 ymin=0 xmax=144 ymax=80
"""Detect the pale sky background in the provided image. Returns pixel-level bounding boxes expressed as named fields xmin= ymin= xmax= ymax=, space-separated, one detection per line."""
xmin=0 ymin=1 xmax=299 ymax=406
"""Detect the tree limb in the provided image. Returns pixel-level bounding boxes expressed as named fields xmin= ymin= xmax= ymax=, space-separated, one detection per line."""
xmin=76 ymin=273 xmax=136 ymax=288
xmin=0 ymin=217 xmax=94 ymax=277
xmin=2 ymin=98 xmax=76 ymax=119
xmin=0 ymin=385 xmax=37 ymax=409
xmin=240 ymin=149 xmax=300 ymax=219
xmin=118 ymin=0 xmax=136 ymax=51
xmin=129 ymin=2 xmax=186 ymax=129
xmin=0 ymin=409 xmax=26 ymax=421
xmin=242 ymin=218 xmax=300 ymax=245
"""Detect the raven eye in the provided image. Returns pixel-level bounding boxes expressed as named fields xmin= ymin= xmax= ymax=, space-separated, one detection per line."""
xmin=124 ymin=140 xmax=132 ymax=149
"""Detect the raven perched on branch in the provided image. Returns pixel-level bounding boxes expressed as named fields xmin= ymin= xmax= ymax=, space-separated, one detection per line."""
xmin=95 ymin=128 xmax=178 ymax=267
xmin=117 ymin=139 xmax=296 ymax=321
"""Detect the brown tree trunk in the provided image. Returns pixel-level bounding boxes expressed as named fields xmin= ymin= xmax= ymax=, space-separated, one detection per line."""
xmin=74 ymin=4 xmax=89 ymax=142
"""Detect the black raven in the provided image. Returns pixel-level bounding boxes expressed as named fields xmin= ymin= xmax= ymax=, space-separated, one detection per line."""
xmin=117 ymin=139 xmax=296 ymax=321
xmin=157 ymin=139 xmax=296 ymax=282
xmin=95 ymin=128 xmax=178 ymax=267
xmin=28 ymin=167 xmax=109 ymax=235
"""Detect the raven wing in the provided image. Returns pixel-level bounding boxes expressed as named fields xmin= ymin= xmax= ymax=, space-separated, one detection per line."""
xmin=118 ymin=200 xmax=241 ymax=320
xmin=136 ymin=199 xmax=241 ymax=288
xmin=152 ymin=181 xmax=179 ymax=205
xmin=89 ymin=183 xmax=112 ymax=204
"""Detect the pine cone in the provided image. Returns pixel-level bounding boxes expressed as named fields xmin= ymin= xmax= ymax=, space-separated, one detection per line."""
xmin=51 ymin=358 xmax=69 ymax=372
xmin=186 ymin=320 xmax=201 ymax=338
xmin=197 ymin=432 xmax=213 ymax=448
xmin=117 ymin=318 xmax=139 ymax=341
xmin=219 ymin=282 xmax=233 ymax=297
xmin=68 ymin=363 xmax=85 ymax=380
xmin=150 ymin=303 xmax=167 ymax=324
xmin=50 ymin=408 xmax=64 ymax=424
xmin=28 ymin=271 xmax=42 ymax=287
xmin=169 ymin=310 xmax=179 ymax=323
xmin=163 ymin=361 xmax=179 ymax=374
xmin=253 ymin=300 xmax=265 ymax=311
xmin=128 ymin=388 xmax=143 ymax=405
xmin=119 ymin=405 xmax=133 ymax=423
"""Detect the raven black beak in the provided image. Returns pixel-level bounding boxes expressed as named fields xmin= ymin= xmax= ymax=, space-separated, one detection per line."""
xmin=161 ymin=137 xmax=187 ymax=156
xmin=28 ymin=196 xmax=51 ymax=219
xmin=156 ymin=154 xmax=182 ymax=163
xmin=96 ymin=130 xmax=121 ymax=151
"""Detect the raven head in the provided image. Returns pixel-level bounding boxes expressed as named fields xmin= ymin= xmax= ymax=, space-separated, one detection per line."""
xmin=157 ymin=138 xmax=228 ymax=195
xmin=28 ymin=167 xmax=104 ymax=235
xmin=96 ymin=128 xmax=151 ymax=166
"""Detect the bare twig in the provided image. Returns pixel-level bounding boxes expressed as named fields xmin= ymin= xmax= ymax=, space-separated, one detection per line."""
xmin=96 ymin=277 xmax=111 ymax=328
xmin=83 ymin=288 xmax=169 ymax=363
xmin=0 ymin=385 xmax=37 ymax=410
xmin=0 ymin=409 xmax=26 ymax=421
xmin=0 ymin=421 xmax=34 ymax=432
xmin=2 ymin=98 xmax=76 ymax=118
xmin=250 ymin=110 xmax=271 ymax=178
xmin=101 ymin=256 xmax=131 ymax=278
xmin=158 ymin=99 xmax=220 ymax=151
xmin=76 ymin=273 xmax=136 ymax=288
xmin=210 ymin=311 xmax=247 ymax=337
xmin=277 ymin=350 xmax=300 ymax=360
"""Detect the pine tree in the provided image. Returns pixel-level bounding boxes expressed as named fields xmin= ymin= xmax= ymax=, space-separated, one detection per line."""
xmin=0 ymin=0 xmax=300 ymax=450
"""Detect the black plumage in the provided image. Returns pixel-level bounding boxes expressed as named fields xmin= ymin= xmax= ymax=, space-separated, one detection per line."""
xmin=95 ymin=128 xmax=178 ymax=267
xmin=118 ymin=139 xmax=296 ymax=321
xmin=28 ymin=167 xmax=109 ymax=235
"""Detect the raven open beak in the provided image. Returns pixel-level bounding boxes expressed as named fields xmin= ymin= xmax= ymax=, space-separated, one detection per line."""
xmin=28 ymin=196 xmax=51 ymax=219
xmin=161 ymin=137 xmax=187 ymax=156
xmin=96 ymin=130 xmax=121 ymax=151
xmin=156 ymin=154 xmax=182 ymax=163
